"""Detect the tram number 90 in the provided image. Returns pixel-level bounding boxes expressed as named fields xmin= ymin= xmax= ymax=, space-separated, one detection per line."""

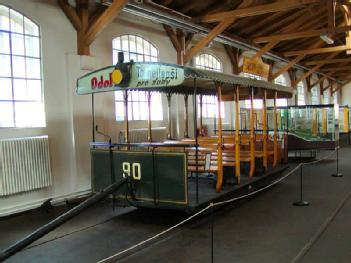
xmin=122 ymin=162 xmax=141 ymax=180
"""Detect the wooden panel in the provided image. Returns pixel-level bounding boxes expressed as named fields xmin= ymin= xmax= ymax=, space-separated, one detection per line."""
xmin=201 ymin=0 xmax=320 ymax=23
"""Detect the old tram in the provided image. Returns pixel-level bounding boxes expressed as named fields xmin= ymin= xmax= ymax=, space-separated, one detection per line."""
xmin=77 ymin=57 xmax=294 ymax=212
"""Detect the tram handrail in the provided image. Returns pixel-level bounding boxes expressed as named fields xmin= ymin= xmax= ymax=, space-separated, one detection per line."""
xmin=90 ymin=142 xmax=198 ymax=148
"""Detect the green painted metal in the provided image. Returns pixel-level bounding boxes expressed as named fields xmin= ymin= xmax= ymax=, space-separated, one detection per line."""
xmin=77 ymin=63 xmax=185 ymax=95
xmin=91 ymin=149 xmax=188 ymax=208
xmin=76 ymin=62 xmax=294 ymax=96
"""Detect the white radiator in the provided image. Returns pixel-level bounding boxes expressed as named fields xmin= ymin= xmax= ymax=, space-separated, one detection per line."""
xmin=119 ymin=127 xmax=167 ymax=143
xmin=0 ymin=136 xmax=52 ymax=196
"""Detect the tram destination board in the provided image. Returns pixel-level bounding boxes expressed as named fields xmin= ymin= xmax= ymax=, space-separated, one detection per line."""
xmin=91 ymin=150 xmax=188 ymax=208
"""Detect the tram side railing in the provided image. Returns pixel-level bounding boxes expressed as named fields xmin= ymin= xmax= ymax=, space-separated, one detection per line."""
xmin=96 ymin=147 xmax=340 ymax=263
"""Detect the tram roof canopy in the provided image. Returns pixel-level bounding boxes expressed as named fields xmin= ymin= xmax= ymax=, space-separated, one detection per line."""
xmin=77 ymin=62 xmax=294 ymax=99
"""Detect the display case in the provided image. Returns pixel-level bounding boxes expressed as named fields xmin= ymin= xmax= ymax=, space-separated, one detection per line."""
xmin=266 ymin=104 xmax=337 ymax=150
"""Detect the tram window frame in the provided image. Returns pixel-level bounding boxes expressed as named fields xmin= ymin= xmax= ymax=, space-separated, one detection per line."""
xmin=112 ymin=35 xmax=163 ymax=121
xmin=0 ymin=5 xmax=45 ymax=128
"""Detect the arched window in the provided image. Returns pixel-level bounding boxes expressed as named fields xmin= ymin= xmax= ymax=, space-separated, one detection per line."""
xmin=333 ymin=92 xmax=338 ymax=105
xmin=194 ymin=53 xmax=222 ymax=72
xmin=323 ymin=88 xmax=330 ymax=104
xmin=297 ymin=81 xmax=305 ymax=105
xmin=0 ymin=5 xmax=45 ymax=127
xmin=194 ymin=53 xmax=224 ymax=118
xmin=311 ymin=86 xmax=319 ymax=105
xmin=112 ymin=35 xmax=162 ymax=121
xmin=274 ymin=75 xmax=288 ymax=107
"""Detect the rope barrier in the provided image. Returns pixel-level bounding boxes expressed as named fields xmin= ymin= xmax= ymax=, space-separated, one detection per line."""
xmin=96 ymin=148 xmax=338 ymax=263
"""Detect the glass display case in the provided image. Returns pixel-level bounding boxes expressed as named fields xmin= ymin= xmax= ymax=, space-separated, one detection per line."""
xmin=266 ymin=105 xmax=336 ymax=141
xmin=266 ymin=104 xmax=338 ymax=150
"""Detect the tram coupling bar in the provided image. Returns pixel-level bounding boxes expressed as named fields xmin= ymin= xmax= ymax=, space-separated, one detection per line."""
xmin=0 ymin=178 xmax=127 ymax=261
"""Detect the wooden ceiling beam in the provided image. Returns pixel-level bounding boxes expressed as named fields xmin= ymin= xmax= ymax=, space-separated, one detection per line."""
xmin=85 ymin=0 xmax=128 ymax=46
xmin=236 ymin=10 xmax=289 ymax=35
xmin=311 ymin=72 xmax=334 ymax=87
xmin=59 ymin=0 xmax=128 ymax=55
xmin=319 ymin=66 xmax=351 ymax=72
xmin=180 ymin=1 xmax=199 ymax=14
xmin=306 ymin=75 xmax=312 ymax=91
xmin=294 ymin=65 xmax=322 ymax=86
xmin=185 ymin=32 xmax=194 ymax=49
xmin=183 ymin=0 xmax=253 ymax=64
xmin=163 ymin=24 xmax=181 ymax=51
xmin=293 ymin=52 xmax=339 ymax=85
xmin=333 ymin=78 xmax=351 ymax=94
xmin=162 ymin=0 xmax=173 ymax=6
xmin=322 ymin=80 xmax=336 ymax=92
xmin=270 ymin=54 xmax=305 ymax=81
xmin=58 ymin=0 xmax=81 ymax=31
xmin=252 ymin=41 xmax=279 ymax=60
xmin=288 ymin=68 xmax=297 ymax=87
xmin=200 ymin=0 xmax=320 ymax=23
xmin=76 ymin=0 xmax=89 ymax=55
xmin=283 ymin=45 xmax=351 ymax=56
xmin=251 ymin=6 xmax=324 ymax=59
xmin=163 ymin=25 xmax=188 ymax=65
xmin=275 ymin=13 xmax=331 ymax=51
xmin=304 ymin=57 xmax=351 ymax=65
xmin=340 ymin=5 xmax=351 ymax=55
xmin=268 ymin=27 xmax=330 ymax=81
xmin=328 ymin=0 xmax=337 ymax=28
xmin=253 ymin=25 xmax=351 ymax=43
xmin=224 ymin=45 xmax=240 ymax=74
xmin=251 ymin=8 xmax=310 ymax=38
xmin=183 ymin=19 xmax=234 ymax=63
xmin=312 ymin=76 xmax=326 ymax=88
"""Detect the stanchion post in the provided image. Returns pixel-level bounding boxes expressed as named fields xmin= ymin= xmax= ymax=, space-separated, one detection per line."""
xmin=210 ymin=203 xmax=214 ymax=263
xmin=332 ymin=147 xmax=343 ymax=177
xmin=293 ymin=164 xmax=309 ymax=206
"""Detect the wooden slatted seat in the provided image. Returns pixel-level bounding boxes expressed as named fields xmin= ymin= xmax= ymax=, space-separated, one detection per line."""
xmin=182 ymin=135 xmax=284 ymax=177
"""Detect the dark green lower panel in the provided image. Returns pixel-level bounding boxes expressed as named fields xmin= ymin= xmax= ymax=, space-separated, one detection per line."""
xmin=91 ymin=150 xmax=188 ymax=209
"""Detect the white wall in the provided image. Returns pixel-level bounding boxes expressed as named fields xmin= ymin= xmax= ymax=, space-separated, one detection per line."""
xmin=0 ymin=0 xmax=93 ymax=216
xmin=342 ymin=82 xmax=351 ymax=106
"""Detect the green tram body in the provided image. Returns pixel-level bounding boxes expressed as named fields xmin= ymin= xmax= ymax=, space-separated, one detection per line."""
xmin=91 ymin=149 xmax=188 ymax=209
xmin=77 ymin=59 xmax=296 ymax=211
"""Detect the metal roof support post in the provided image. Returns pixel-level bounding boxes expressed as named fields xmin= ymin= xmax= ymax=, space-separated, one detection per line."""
xmin=199 ymin=95 xmax=203 ymax=136
xmin=249 ymin=87 xmax=256 ymax=178
xmin=184 ymin=94 xmax=189 ymax=138
xmin=234 ymin=85 xmax=241 ymax=184
xmin=166 ymin=92 xmax=172 ymax=140
xmin=216 ymin=82 xmax=223 ymax=192
xmin=123 ymin=90 xmax=129 ymax=144
xmin=284 ymin=96 xmax=289 ymax=163
xmin=147 ymin=91 xmax=152 ymax=143
xmin=92 ymin=94 xmax=95 ymax=143
xmin=193 ymin=79 xmax=199 ymax=203
xmin=273 ymin=91 xmax=278 ymax=167
xmin=263 ymin=89 xmax=268 ymax=171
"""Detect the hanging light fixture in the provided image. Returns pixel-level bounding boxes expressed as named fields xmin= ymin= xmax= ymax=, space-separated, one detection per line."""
xmin=320 ymin=34 xmax=334 ymax=45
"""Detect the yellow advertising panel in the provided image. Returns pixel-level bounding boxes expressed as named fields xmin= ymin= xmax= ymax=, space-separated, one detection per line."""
xmin=242 ymin=56 xmax=270 ymax=80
